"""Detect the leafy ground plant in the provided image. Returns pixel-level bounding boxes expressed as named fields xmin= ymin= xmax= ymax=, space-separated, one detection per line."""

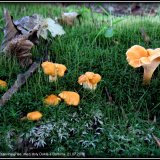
xmin=0 ymin=3 xmax=160 ymax=158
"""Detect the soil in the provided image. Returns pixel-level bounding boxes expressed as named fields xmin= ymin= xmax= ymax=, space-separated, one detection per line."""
xmin=59 ymin=2 xmax=160 ymax=16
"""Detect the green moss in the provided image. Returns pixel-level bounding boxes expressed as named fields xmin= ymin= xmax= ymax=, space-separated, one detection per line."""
xmin=0 ymin=2 xmax=160 ymax=158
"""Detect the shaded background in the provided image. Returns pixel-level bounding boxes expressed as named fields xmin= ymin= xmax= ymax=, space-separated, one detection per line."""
xmin=55 ymin=2 xmax=159 ymax=16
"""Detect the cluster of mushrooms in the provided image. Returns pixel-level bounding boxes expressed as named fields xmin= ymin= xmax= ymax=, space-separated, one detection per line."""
xmin=1 ymin=61 xmax=101 ymax=121
xmin=1 ymin=44 xmax=160 ymax=121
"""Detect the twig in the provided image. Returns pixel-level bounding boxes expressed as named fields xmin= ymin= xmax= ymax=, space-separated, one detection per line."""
xmin=104 ymin=86 xmax=113 ymax=103
xmin=0 ymin=9 xmax=51 ymax=107
xmin=0 ymin=62 xmax=39 ymax=107
xmin=152 ymin=133 xmax=160 ymax=147
xmin=0 ymin=34 xmax=50 ymax=107
xmin=0 ymin=39 xmax=49 ymax=107
xmin=140 ymin=27 xmax=150 ymax=44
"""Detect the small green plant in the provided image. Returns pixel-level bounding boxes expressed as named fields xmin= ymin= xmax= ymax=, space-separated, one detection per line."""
xmin=92 ymin=5 xmax=124 ymax=45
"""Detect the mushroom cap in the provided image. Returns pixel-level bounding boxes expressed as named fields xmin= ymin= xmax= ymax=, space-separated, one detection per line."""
xmin=78 ymin=72 xmax=101 ymax=86
xmin=0 ymin=79 xmax=7 ymax=88
xmin=147 ymin=48 xmax=160 ymax=56
xmin=41 ymin=61 xmax=56 ymax=76
xmin=58 ymin=91 xmax=80 ymax=106
xmin=126 ymin=45 xmax=149 ymax=68
xmin=27 ymin=111 xmax=42 ymax=121
xmin=147 ymin=48 xmax=160 ymax=62
xmin=44 ymin=94 xmax=61 ymax=106
xmin=78 ymin=75 xmax=88 ymax=85
xmin=55 ymin=63 xmax=67 ymax=77
xmin=126 ymin=45 xmax=160 ymax=68
xmin=41 ymin=61 xmax=67 ymax=77
xmin=89 ymin=74 xmax=102 ymax=84
xmin=85 ymin=72 xmax=95 ymax=79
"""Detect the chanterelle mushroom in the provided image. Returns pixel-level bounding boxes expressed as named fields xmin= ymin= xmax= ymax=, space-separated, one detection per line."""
xmin=78 ymin=72 xmax=101 ymax=90
xmin=27 ymin=111 xmax=42 ymax=121
xmin=44 ymin=94 xmax=61 ymax=106
xmin=58 ymin=91 xmax=80 ymax=106
xmin=41 ymin=61 xmax=67 ymax=82
xmin=126 ymin=45 xmax=160 ymax=85
xmin=0 ymin=79 xmax=7 ymax=88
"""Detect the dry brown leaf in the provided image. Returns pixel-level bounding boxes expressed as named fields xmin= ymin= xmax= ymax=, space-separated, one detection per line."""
xmin=4 ymin=36 xmax=34 ymax=67
xmin=13 ymin=14 xmax=42 ymax=35
xmin=1 ymin=9 xmax=39 ymax=68
xmin=1 ymin=9 xmax=20 ymax=50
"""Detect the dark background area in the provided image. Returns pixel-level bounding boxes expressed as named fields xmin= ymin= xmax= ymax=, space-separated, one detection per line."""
xmin=55 ymin=2 xmax=160 ymax=16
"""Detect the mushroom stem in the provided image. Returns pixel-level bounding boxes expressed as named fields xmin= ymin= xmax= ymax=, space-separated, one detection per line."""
xmin=143 ymin=68 xmax=154 ymax=85
xmin=49 ymin=75 xmax=57 ymax=82
xmin=143 ymin=61 xmax=160 ymax=85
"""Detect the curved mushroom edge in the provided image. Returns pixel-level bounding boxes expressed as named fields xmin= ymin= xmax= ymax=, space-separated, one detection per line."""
xmin=126 ymin=45 xmax=160 ymax=85
xmin=78 ymin=72 xmax=101 ymax=90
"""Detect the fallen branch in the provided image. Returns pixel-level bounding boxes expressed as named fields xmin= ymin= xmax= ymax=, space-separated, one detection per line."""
xmin=0 ymin=62 xmax=39 ymax=107
xmin=0 ymin=38 xmax=49 ymax=107
xmin=152 ymin=133 xmax=160 ymax=148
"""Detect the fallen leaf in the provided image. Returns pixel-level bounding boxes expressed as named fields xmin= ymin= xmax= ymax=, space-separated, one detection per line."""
xmin=37 ymin=18 xmax=65 ymax=39
xmin=13 ymin=14 xmax=42 ymax=35
xmin=1 ymin=9 xmax=38 ymax=68
xmin=1 ymin=9 xmax=20 ymax=51
xmin=1 ymin=10 xmax=65 ymax=67
xmin=14 ymin=13 xmax=65 ymax=40
xmin=4 ymin=36 xmax=34 ymax=67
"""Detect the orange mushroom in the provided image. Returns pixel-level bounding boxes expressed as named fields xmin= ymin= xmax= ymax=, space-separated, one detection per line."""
xmin=126 ymin=45 xmax=160 ymax=85
xmin=54 ymin=63 xmax=67 ymax=77
xmin=58 ymin=91 xmax=80 ymax=106
xmin=78 ymin=72 xmax=101 ymax=90
xmin=0 ymin=79 xmax=7 ymax=88
xmin=41 ymin=61 xmax=67 ymax=82
xmin=44 ymin=94 xmax=61 ymax=106
xmin=26 ymin=111 xmax=43 ymax=121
